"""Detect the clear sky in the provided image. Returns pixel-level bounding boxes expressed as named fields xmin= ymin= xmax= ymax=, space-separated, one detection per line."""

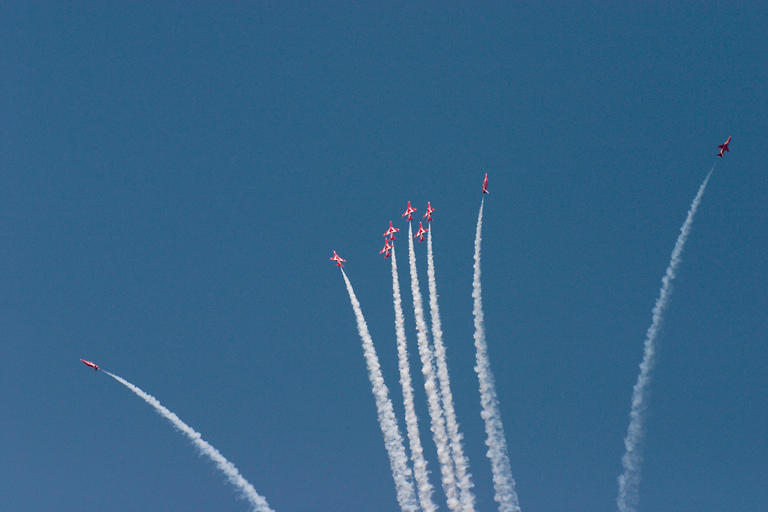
xmin=2 ymin=3 xmax=766 ymax=512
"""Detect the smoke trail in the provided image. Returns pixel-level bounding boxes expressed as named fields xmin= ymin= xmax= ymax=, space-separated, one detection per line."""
xmin=408 ymin=223 xmax=460 ymax=511
xmin=427 ymin=226 xmax=477 ymax=512
xmin=104 ymin=371 xmax=274 ymax=512
xmin=340 ymin=269 xmax=420 ymax=512
xmin=617 ymin=166 xmax=715 ymax=512
xmin=391 ymin=246 xmax=438 ymax=512
xmin=472 ymin=198 xmax=520 ymax=512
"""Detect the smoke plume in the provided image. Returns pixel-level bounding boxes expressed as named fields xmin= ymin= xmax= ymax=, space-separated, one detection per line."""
xmin=105 ymin=371 xmax=274 ymax=512
xmin=617 ymin=167 xmax=714 ymax=512
xmin=472 ymin=199 xmax=521 ymax=512
xmin=340 ymin=270 xmax=420 ymax=512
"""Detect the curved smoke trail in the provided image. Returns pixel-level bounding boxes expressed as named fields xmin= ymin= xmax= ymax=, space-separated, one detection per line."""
xmin=617 ymin=167 xmax=715 ymax=512
xmin=427 ymin=226 xmax=477 ymax=512
xmin=340 ymin=269 xmax=420 ymax=512
xmin=105 ymin=371 xmax=274 ymax=512
xmin=472 ymin=198 xmax=520 ymax=512
xmin=391 ymin=245 xmax=438 ymax=512
xmin=408 ymin=222 xmax=460 ymax=511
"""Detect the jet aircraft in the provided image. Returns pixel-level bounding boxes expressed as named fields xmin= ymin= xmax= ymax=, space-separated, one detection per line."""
xmin=717 ymin=136 xmax=731 ymax=157
xmin=330 ymin=251 xmax=346 ymax=267
xmin=402 ymin=201 xmax=417 ymax=221
xmin=482 ymin=173 xmax=489 ymax=194
xmin=414 ymin=222 xmax=428 ymax=242
xmin=424 ymin=202 xmax=435 ymax=222
xmin=383 ymin=221 xmax=400 ymax=239
xmin=380 ymin=239 xmax=393 ymax=258
xmin=80 ymin=359 xmax=99 ymax=371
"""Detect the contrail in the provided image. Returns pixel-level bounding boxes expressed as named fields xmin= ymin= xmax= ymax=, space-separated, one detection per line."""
xmin=472 ymin=198 xmax=520 ymax=512
xmin=104 ymin=371 xmax=274 ymax=512
xmin=617 ymin=166 xmax=715 ymax=512
xmin=427 ymin=226 xmax=477 ymax=512
xmin=408 ymin=222 xmax=460 ymax=511
xmin=340 ymin=269 xmax=420 ymax=512
xmin=390 ymin=245 xmax=438 ymax=512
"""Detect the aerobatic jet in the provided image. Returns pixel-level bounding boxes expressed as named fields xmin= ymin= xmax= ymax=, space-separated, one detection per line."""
xmin=717 ymin=136 xmax=731 ymax=157
xmin=380 ymin=239 xmax=393 ymax=258
xmin=383 ymin=221 xmax=400 ymax=239
xmin=402 ymin=201 xmax=417 ymax=221
xmin=330 ymin=251 xmax=346 ymax=267
xmin=482 ymin=173 xmax=489 ymax=194
xmin=424 ymin=202 xmax=435 ymax=222
xmin=414 ymin=222 xmax=428 ymax=242
xmin=80 ymin=359 xmax=99 ymax=371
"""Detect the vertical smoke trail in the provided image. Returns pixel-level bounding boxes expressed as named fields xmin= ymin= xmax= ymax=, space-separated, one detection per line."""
xmin=617 ymin=167 xmax=715 ymax=512
xmin=391 ymin=246 xmax=438 ymax=512
xmin=408 ymin=223 xmax=460 ymax=512
xmin=340 ymin=269 xmax=420 ymax=512
xmin=104 ymin=371 xmax=274 ymax=512
xmin=472 ymin=198 xmax=520 ymax=512
xmin=427 ymin=226 xmax=477 ymax=512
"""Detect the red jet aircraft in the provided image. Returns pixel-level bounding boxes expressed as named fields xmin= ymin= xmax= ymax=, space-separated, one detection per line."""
xmin=414 ymin=222 xmax=428 ymax=242
xmin=330 ymin=251 xmax=346 ymax=267
xmin=80 ymin=359 xmax=99 ymax=371
xmin=383 ymin=221 xmax=400 ymax=239
xmin=423 ymin=202 xmax=435 ymax=222
xmin=482 ymin=173 xmax=489 ymax=194
xmin=380 ymin=239 xmax=393 ymax=258
xmin=402 ymin=201 xmax=417 ymax=221
xmin=717 ymin=136 xmax=731 ymax=157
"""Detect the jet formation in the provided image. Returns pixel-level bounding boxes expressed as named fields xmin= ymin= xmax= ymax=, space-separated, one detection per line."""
xmin=331 ymin=174 xmax=494 ymax=265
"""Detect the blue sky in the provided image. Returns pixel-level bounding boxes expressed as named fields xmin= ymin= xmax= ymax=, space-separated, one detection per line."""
xmin=2 ymin=3 xmax=766 ymax=511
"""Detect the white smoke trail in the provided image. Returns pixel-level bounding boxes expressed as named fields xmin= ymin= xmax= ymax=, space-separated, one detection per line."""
xmin=408 ymin=222 xmax=460 ymax=511
xmin=340 ymin=269 xmax=420 ymax=512
xmin=472 ymin=198 xmax=520 ymax=512
xmin=390 ymin=246 xmax=438 ymax=512
xmin=617 ymin=167 xmax=715 ymax=512
xmin=427 ymin=226 xmax=477 ymax=512
xmin=104 ymin=371 xmax=274 ymax=512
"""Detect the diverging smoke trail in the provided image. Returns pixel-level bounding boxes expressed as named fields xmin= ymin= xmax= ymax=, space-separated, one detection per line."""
xmin=408 ymin=223 xmax=460 ymax=512
xmin=472 ymin=198 xmax=520 ymax=512
xmin=427 ymin=226 xmax=477 ymax=512
xmin=617 ymin=166 xmax=715 ymax=512
xmin=104 ymin=371 xmax=274 ymax=512
xmin=340 ymin=270 xmax=420 ymax=512
xmin=391 ymin=246 xmax=438 ymax=512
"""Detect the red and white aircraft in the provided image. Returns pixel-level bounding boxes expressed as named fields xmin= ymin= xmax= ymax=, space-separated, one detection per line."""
xmin=413 ymin=222 xmax=429 ymax=242
xmin=330 ymin=251 xmax=346 ymax=267
xmin=482 ymin=173 xmax=489 ymax=194
xmin=80 ymin=359 xmax=99 ymax=371
xmin=414 ymin=222 xmax=428 ymax=242
xmin=423 ymin=202 xmax=435 ymax=222
xmin=402 ymin=201 xmax=417 ymax=221
xmin=383 ymin=221 xmax=400 ymax=239
xmin=380 ymin=239 xmax=393 ymax=258
xmin=717 ymin=136 xmax=731 ymax=157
